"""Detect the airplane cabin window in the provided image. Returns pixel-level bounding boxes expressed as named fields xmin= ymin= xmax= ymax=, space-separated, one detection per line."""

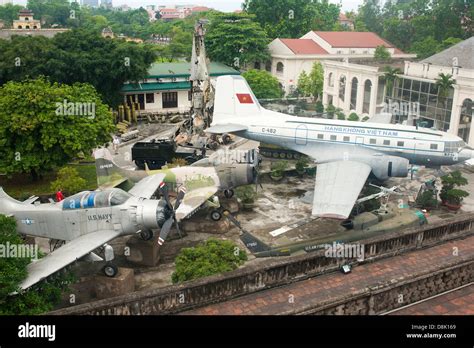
xmin=370 ymin=139 xmax=376 ymax=144
xmin=343 ymin=136 xmax=350 ymax=142
xmin=317 ymin=134 xmax=324 ymax=140
xmin=430 ymin=144 xmax=438 ymax=150
xmin=330 ymin=135 xmax=337 ymax=141
xmin=383 ymin=140 xmax=390 ymax=146
xmin=397 ymin=141 xmax=404 ymax=147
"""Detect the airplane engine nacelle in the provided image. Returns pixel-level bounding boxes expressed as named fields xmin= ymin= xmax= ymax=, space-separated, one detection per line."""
xmin=370 ymin=156 xmax=409 ymax=181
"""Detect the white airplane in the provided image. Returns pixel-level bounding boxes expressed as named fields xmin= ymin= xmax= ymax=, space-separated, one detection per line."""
xmin=207 ymin=75 xmax=474 ymax=219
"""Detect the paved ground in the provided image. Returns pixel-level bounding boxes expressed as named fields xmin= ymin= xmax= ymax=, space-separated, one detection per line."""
xmin=389 ymin=284 xmax=474 ymax=315
xmin=180 ymin=235 xmax=474 ymax=315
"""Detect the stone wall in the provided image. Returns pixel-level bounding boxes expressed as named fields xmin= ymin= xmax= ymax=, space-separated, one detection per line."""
xmin=50 ymin=213 xmax=474 ymax=315
xmin=0 ymin=29 xmax=69 ymax=39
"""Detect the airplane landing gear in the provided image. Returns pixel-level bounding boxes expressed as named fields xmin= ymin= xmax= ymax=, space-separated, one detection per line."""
xmin=103 ymin=263 xmax=118 ymax=277
xmin=140 ymin=230 xmax=154 ymax=241
xmin=224 ymin=189 xmax=234 ymax=199
xmin=211 ymin=210 xmax=222 ymax=221
xmin=102 ymin=244 xmax=118 ymax=277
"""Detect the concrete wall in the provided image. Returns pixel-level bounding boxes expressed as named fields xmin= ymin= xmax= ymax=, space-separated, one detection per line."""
xmin=50 ymin=213 xmax=474 ymax=315
xmin=0 ymin=29 xmax=69 ymax=39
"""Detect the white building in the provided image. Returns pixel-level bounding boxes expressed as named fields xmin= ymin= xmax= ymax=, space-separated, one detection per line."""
xmin=121 ymin=62 xmax=240 ymax=114
xmin=264 ymin=31 xmax=415 ymax=95
xmin=321 ymin=37 xmax=474 ymax=146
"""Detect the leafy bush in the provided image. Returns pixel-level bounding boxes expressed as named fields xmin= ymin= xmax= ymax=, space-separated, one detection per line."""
xmin=440 ymin=171 xmax=469 ymax=205
xmin=271 ymin=161 xmax=288 ymax=178
xmin=348 ymin=112 xmax=359 ymax=121
xmin=295 ymin=157 xmax=309 ymax=173
xmin=0 ymin=215 xmax=74 ymax=314
xmin=51 ymin=167 xmax=87 ymax=196
xmin=315 ymin=101 xmax=324 ymax=113
xmin=326 ymin=104 xmax=336 ymax=118
xmin=416 ymin=191 xmax=438 ymax=209
xmin=235 ymin=185 xmax=257 ymax=204
xmin=336 ymin=109 xmax=346 ymax=120
xmin=362 ymin=116 xmax=370 ymax=122
xmin=171 ymin=239 xmax=247 ymax=283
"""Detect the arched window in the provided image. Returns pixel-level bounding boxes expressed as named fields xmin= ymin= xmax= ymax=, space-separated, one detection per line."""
xmin=339 ymin=75 xmax=346 ymax=102
xmin=458 ymin=98 xmax=473 ymax=143
xmin=350 ymin=77 xmax=358 ymax=110
xmin=265 ymin=61 xmax=272 ymax=72
xmin=276 ymin=62 xmax=284 ymax=74
xmin=33 ymin=26 xmax=37 ymax=29
xmin=18 ymin=25 xmax=22 ymax=29
xmin=25 ymin=25 xmax=30 ymax=29
xmin=363 ymin=80 xmax=372 ymax=114
xmin=328 ymin=73 xmax=334 ymax=87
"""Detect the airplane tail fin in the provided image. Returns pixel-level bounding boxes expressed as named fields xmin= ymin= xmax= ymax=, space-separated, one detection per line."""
xmin=93 ymin=148 xmax=128 ymax=189
xmin=0 ymin=187 xmax=23 ymax=213
xmin=240 ymin=231 xmax=272 ymax=254
xmin=212 ymin=75 xmax=263 ymax=126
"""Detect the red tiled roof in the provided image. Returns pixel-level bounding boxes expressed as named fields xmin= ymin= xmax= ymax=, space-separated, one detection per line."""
xmin=314 ymin=31 xmax=394 ymax=49
xmin=192 ymin=6 xmax=210 ymax=12
xmin=280 ymin=39 xmax=328 ymax=55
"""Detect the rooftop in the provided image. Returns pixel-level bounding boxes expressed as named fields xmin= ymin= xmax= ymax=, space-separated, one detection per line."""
xmin=314 ymin=31 xmax=395 ymax=49
xmin=147 ymin=62 xmax=240 ymax=78
xmin=422 ymin=37 xmax=474 ymax=70
xmin=280 ymin=39 xmax=328 ymax=55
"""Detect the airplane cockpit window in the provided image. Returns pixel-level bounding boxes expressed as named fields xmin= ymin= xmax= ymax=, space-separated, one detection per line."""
xmin=445 ymin=141 xmax=466 ymax=153
xmin=62 ymin=189 xmax=131 ymax=210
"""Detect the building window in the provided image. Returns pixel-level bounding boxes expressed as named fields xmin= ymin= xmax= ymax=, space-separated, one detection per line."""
xmin=265 ymin=61 xmax=272 ymax=72
xmin=343 ymin=136 xmax=350 ymax=142
xmin=397 ymin=141 xmax=404 ymax=147
xmin=317 ymin=134 xmax=324 ymax=140
xmin=146 ymin=93 xmax=154 ymax=104
xmin=430 ymin=144 xmax=438 ymax=150
xmin=339 ymin=76 xmax=346 ymax=102
xmin=330 ymin=135 xmax=337 ymax=141
xmin=383 ymin=140 xmax=390 ymax=146
xmin=370 ymin=139 xmax=376 ymax=145
xmin=350 ymin=77 xmax=358 ymax=110
xmin=276 ymin=62 xmax=284 ymax=74
xmin=162 ymin=92 xmax=178 ymax=109
xmin=363 ymin=80 xmax=372 ymax=114
xmin=188 ymin=91 xmax=192 ymax=101
xmin=328 ymin=73 xmax=334 ymax=87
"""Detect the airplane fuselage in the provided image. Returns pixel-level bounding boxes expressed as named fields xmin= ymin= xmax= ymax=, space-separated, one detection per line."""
xmin=230 ymin=111 xmax=472 ymax=171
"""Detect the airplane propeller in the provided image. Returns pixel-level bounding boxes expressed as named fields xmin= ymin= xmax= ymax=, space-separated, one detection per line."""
xmin=157 ymin=184 xmax=187 ymax=246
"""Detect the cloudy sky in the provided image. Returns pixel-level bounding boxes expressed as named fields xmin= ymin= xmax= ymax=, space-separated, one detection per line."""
xmin=13 ymin=0 xmax=364 ymax=12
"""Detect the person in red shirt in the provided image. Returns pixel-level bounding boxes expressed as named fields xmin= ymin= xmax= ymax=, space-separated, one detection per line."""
xmin=56 ymin=189 xmax=65 ymax=202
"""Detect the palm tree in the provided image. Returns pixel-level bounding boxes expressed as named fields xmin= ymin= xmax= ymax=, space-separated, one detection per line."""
xmin=435 ymin=73 xmax=456 ymax=111
xmin=383 ymin=66 xmax=402 ymax=99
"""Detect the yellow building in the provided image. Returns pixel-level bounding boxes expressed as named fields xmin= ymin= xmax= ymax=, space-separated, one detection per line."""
xmin=13 ymin=9 xmax=41 ymax=30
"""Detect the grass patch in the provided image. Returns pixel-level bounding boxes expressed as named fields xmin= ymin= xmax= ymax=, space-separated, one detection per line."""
xmin=0 ymin=164 xmax=97 ymax=200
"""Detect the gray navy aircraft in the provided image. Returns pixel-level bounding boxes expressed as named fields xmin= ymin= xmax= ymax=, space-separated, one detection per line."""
xmin=0 ymin=173 xmax=185 ymax=290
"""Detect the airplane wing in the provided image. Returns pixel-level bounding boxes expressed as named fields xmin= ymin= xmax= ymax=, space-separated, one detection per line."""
xmin=312 ymin=161 xmax=372 ymax=219
xmin=175 ymin=186 xmax=218 ymax=222
xmin=128 ymin=173 xmax=167 ymax=199
xmin=19 ymin=229 xmax=120 ymax=290
xmin=205 ymin=124 xmax=248 ymax=134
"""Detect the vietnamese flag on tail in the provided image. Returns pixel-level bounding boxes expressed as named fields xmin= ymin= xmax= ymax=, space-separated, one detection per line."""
xmin=236 ymin=93 xmax=254 ymax=104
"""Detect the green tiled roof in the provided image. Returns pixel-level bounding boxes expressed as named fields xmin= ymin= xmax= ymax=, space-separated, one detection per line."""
xmin=148 ymin=62 xmax=240 ymax=78
xmin=122 ymin=81 xmax=191 ymax=93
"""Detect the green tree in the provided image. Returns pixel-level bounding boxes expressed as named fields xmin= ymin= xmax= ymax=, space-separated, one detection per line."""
xmin=410 ymin=36 xmax=441 ymax=60
xmin=0 ymin=4 xmax=23 ymax=26
xmin=296 ymin=62 xmax=324 ymax=100
xmin=244 ymin=0 xmax=340 ymax=38
xmin=383 ymin=66 xmax=402 ymax=97
xmin=374 ymin=45 xmax=391 ymax=62
xmin=0 ymin=29 xmax=157 ymax=106
xmin=356 ymin=0 xmax=383 ymax=35
xmin=206 ymin=13 xmax=270 ymax=69
xmin=50 ymin=167 xmax=87 ymax=196
xmin=0 ymin=215 xmax=74 ymax=315
xmin=435 ymin=73 xmax=455 ymax=108
xmin=171 ymin=239 xmax=247 ymax=283
xmin=440 ymin=171 xmax=469 ymax=205
xmin=242 ymin=69 xmax=283 ymax=99
xmin=0 ymin=78 xmax=115 ymax=179
xmin=326 ymin=104 xmax=336 ymax=119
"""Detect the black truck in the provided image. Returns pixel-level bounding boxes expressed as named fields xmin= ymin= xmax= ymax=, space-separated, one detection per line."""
xmin=131 ymin=139 xmax=201 ymax=170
